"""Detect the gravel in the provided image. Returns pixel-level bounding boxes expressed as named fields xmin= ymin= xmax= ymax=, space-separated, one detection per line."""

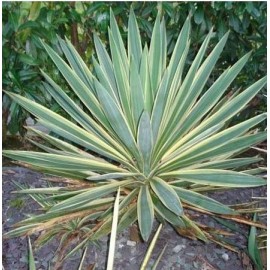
xmin=2 ymin=167 xmax=266 ymax=270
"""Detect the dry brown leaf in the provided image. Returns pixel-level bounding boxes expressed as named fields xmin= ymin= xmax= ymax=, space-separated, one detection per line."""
xmin=86 ymin=264 xmax=96 ymax=270
xmin=195 ymin=255 xmax=218 ymax=270
xmin=2 ymin=169 xmax=16 ymax=175
xmin=208 ymin=236 xmax=239 ymax=253
xmin=240 ymin=251 xmax=254 ymax=270
xmin=129 ymin=224 xmax=141 ymax=243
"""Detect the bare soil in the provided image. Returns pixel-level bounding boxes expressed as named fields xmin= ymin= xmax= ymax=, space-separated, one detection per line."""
xmin=2 ymin=166 xmax=266 ymax=270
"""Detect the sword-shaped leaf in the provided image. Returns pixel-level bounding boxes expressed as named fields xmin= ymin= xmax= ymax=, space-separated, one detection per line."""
xmin=26 ymin=127 xmax=93 ymax=156
xmin=95 ymin=79 xmax=142 ymax=164
xmin=93 ymin=34 xmax=118 ymax=97
xmin=108 ymin=29 xmax=134 ymax=133
xmin=151 ymin=71 xmax=169 ymax=142
xmin=173 ymin=32 xmax=229 ymax=126
xmin=4 ymin=90 xmax=127 ymax=164
xmin=167 ymin=15 xmax=191 ymax=88
xmin=176 ymin=76 xmax=267 ymax=147
xmin=49 ymin=180 xmax=132 ymax=213
xmin=117 ymin=204 xmax=137 ymax=232
xmin=190 ymin=157 xmax=263 ymax=170
xmin=161 ymin=28 xmax=213 ymax=142
xmin=172 ymin=186 xmax=235 ymax=214
xmin=140 ymin=45 xmax=153 ymax=112
xmin=161 ymin=113 xmax=266 ymax=170
xmin=87 ymin=172 xmax=139 ymax=181
xmin=128 ymin=8 xmax=142 ymax=68
xmin=149 ymin=13 xmax=162 ymax=95
xmin=163 ymin=132 xmax=266 ymax=171
xmin=3 ymin=151 xmax=125 ymax=173
xmin=58 ymin=36 xmax=94 ymax=91
xmin=162 ymin=169 xmax=266 ymax=187
xmin=150 ymin=177 xmax=183 ymax=215
xmin=92 ymin=55 xmax=120 ymax=104
xmin=176 ymin=51 xmax=252 ymax=139
xmin=152 ymin=195 xmax=185 ymax=226
xmin=130 ymin=58 xmax=144 ymax=127
xmin=41 ymin=41 xmax=107 ymax=124
xmin=110 ymin=8 xmax=128 ymax=75
xmin=138 ymin=111 xmax=153 ymax=175
xmin=137 ymin=185 xmax=154 ymax=241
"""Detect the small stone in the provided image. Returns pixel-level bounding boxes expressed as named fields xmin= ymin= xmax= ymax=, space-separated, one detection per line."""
xmin=222 ymin=253 xmax=229 ymax=261
xmin=173 ymin=244 xmax=186 ymax=253
xmin=127 ymin=240 xmax=136 ymax=247
xmin=169 ymin=254 xmax=179 ymax=263
xmin=214 ymin=248 xmax=224 ymax=254
xmin=130 ymin=247 xmax=136 ymax=255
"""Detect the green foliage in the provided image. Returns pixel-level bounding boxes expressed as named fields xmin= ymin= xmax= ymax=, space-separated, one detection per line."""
xmin=2 ymin=2 xmax=63 ymax=137
xmin=28 ymin=237 xmax=36 ymax=270
xmin=248 ymin=214 xmax=266 ymax=270
xmin=3 ymin=4 xmax=266 ymax=265
xmin=10 ymin=197 xmax=25 ymax=209
xmin=2 ymin=2 xmax=266 ymax=139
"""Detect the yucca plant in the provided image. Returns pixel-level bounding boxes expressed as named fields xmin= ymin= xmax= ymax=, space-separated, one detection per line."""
xmin=4 ymin=7 xmax=266 ymax=258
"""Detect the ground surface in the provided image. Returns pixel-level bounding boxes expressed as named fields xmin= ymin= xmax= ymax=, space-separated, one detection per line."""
xmin=2 ymin=166 xmax=266 ymax=270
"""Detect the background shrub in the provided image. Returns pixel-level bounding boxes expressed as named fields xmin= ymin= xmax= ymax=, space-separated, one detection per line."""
xmin=2 ymin=1 xmax=266 ymax=141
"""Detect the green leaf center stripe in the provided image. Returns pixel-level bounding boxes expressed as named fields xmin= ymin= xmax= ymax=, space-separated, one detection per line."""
xmin=41 ymin=41 xmax=108 ymax=125
xmin=137 ymin=185 xmax=154 ymax=241
xmin=161 ymin=29 xmax=213 ymax=142
xmin=3 ymin=8 xmax=266 ymax=248
xmin=36 ymin=118 xmax=131 ymax=165
xmin=3 ymin=151 xmax=125 ymax=173
xmin=159 ymin=132 xmax=266 ymax=172
xmin=161 ymin=169 xmax=266 ymax=187
xmin=58 ymin=36 xmax=94 ymax=91
xmin=150 ymin=177 xmax=183 ymax=215
xmin=172 ymin=186 xmax=235 ymax=214
xmin=171 ymin=76 xmax=266 ymax=149
xmin=49 ymin=180 xmax=133 ymax=213
xmin=128 ymin=8 xmax=142 ymax=68
xmin=161 ymin=113 xmax=266 ymax=169
xmin=137 ymin=111 xmax=153 ymax=175
xmin=109 ymin=29 xmax=134 ymax=133
xmin=149 ymin=14 xmax=162 ymax=94
xmin=159 ymin=32 xmax=229 ymax=157
xmin=93 ymin=34 xmax=119 ymax=98
xmin=41 ymin=72 xmax=132 ymax=162
xmin=4 ymin=92 xmax=128 ymax=163
xmin=96 ymin=80 xmax=142 ymax=165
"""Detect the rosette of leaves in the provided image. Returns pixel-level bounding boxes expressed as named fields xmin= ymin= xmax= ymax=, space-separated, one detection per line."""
xmin=4 ymin=8 xmax=266 ymax=250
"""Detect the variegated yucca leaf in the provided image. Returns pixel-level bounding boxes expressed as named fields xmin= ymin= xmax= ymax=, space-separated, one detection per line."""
xmin=4 ymin=7 xmax=266 ymax=254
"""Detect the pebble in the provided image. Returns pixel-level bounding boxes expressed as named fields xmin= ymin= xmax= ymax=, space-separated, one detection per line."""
xmin=222 ymin=253 xmax=229 ymax=261
xmin=3 ymin=168 xmax=266 ymax=270
xmin=170 ymin=254 xmax=179 ymax=263
xmin=173 ymin=244 xmax=186 ymax=253
xmin=126 ymin=240 xmax=136 ymax=247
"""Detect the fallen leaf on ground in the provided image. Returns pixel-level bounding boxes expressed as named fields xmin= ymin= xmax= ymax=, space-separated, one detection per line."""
xmin=2 ymin=170 xmax=16 ymax=175
xmin=195 ymin=255 xmax=218 ymax=270
xmin=240 ymin=251 xmax=253 ymax=270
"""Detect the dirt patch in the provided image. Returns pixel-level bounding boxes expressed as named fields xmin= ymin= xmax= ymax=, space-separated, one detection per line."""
xmin=2 ymin=167 xmax=266 ymax=270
